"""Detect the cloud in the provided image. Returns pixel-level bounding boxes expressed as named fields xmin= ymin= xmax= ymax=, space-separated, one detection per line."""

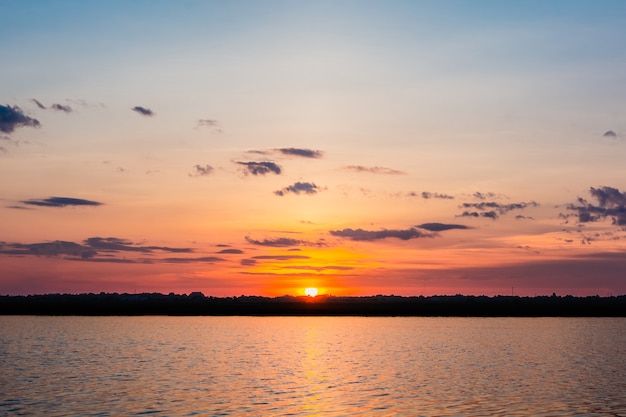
xmin=410 ymin=191 xmax=454 ymax=199
xmin=515 ymin=215 xmax=535 ymax=220
xmin=565 ymin=186 xmax=626 ymax=225
xmin=252 ymin=255 xmax=310 ymax=260
xmin=131 ymin=106 xmax=154 ymax=117
xmin=31 ymin=99 xmax=46 ymax=109
xmin=274 ymin=182 xmax=321 ymax=196
xmin=196 ymin=119 xmax=221 ymax=133
xmin=85 ymin=237 xmax=192 ymax=253
xmin=0 ymin=237 xmax=194 ymax=264
xmin=236 ymin=161 xmax=282 ymax=175
xmin=217 ymin=248 xmax=244 ymax=254
xmin=241 ymin=259 xmax=257 ymax=266
xmin=0 ymin=104 xmax=41 ymax=134
xmin=21 ymin=196 xmax=103 ymax=208
xmin=189 ymin=164 xmax=214 ymax=177
xmin=416 ymin=223 xmax=470 ymax=232
xmin=162 ymin=256 xmax=225 ymax=263
xmin=197 ymin=119 xmax=218 ymax=127
xmin=456 ymin=211 xmax=499 ymax=220
xmin=472 ymin=192 xmax=500 ymax=200
xmin=457 ymin=201 xmax=538 ymax=219
xmin=341 ymin=165 xmax=406 ymax=175
xmin=276 ymin=148 xmax=323 ymax=158
xmin=50 ymin=103 xmax=72 ymax=113
xmin=329 ymin=227 xmax=433 ymax=241
xmin=0 ymin=240 xmax=95 ymax=258
xmin=245 ymin=236 xmax=325 ymax=247
xmin=603 ymin=130 xmax=617 ymax=138
xmin=31 ymin=99 xmax=73 ymax=113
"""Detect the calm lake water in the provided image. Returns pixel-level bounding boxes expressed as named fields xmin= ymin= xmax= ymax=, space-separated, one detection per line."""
xmin=1 ymin=316 xmax=625 ymax=416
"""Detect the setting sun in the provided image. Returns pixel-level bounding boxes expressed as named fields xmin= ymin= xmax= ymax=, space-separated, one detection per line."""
xmin=304 ymin=288 xmax=318 ymax=297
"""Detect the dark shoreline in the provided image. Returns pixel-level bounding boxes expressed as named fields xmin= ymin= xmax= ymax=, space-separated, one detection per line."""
xmin=1 ymin=293 xmax=626 ymax=316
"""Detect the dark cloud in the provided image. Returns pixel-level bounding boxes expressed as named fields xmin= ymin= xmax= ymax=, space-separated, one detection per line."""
xmin=22 ymin=197 xmax=103 ymax=208
xmin=276 ymin=148 xmax=323 ymax=158
xmin=0 ymin=104 xmax=41 ymax=134
xmin=457 ymin=201 xmax=538 ymax=219
xmin=274 ymin=182 xmax=321 ymax=196
xmin=565 ymin=186 xmax=626 ymax=226
xmin=162 ymin=256 xmax=225 ymax=263
xmin=131 ymin=106 xmax=154 ymax=117
xmin=252 ymin=255 xmax=310 ymax=260
xmin=217 ymin=248 xmax=244 ymax=254
xmin=603 ymin=130 xmax=617 ymax=138
xmin=0 ymin=241 xmax=95 ymax=258
xmin=245 ymin=236 xmax=325 ymax=247
xmin=85 ymin=237 xmax=192 ymax=253
xmin=329 ymin=227 xmax=433 ymax=241
xmin=50 ymin=103 xmax=72 ymax=113
xmin=411 ymin=191 xmax=454 ymax=199
xmin=515 ymin=215 xmax=535 ymax=220
xmin=341 ymin=165 xmax=406 ymax=175
xmin=457 ymin=211 xmax=499 ymax=220
xmin=241 ymin=259 xmax=257 ymax=266
xmin=236 ymin=161 xmax=282 ymax=175
xmin=189 ymin=164 xmax=214 ymax=177
xmin=31 ymin=99 xmax=46 ymax=109
xmin=416 ymin=223 xmax=470 ymax=232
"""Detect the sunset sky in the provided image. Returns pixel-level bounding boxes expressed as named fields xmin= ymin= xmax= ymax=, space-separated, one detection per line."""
xmin=2 ymin=0 xmax=626 ymax=297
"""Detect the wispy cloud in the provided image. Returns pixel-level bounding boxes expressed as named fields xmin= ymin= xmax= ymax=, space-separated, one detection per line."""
xmin=31 ymin=99 xmax=46 ymax=109
xmin=456 ymin=201 xmax=538 ymax=219
xmin=329 ymin=227 xmax=433 ymax=241
xmin=131 ymin=106 xmax=154 ymax=117
xmin=274 ymin=182 xmax=321 ymax=196
xmin=408 ymin=191 xmax=454 ymax=199
xmin=416 ymin=223 xmax=470 ymax=232
xmin=0 ymin=104 xmax=41 ymax=134
xmin=0 ymin=240 xmax=95 ymax=258
xmin=236 ymin=161 xmax=282 ymax=175
xmin=189 ymin=164 xmax=214 ymax=177
xmin=252 ymin=255 xmax=310 ymax=261
xmin=245 ymin=236 xmax=325 ymax=247
xmin=50 ymin=103 xmax=72 ymax=113
xmin=21 ymin=196 xmax=103 ymax=208
xmin=197 ymin=119 xmax=218 ymax=127
xmin=457 ymin=211 xmax=498 ymax=220
xmin=341 ymin=165 xmax=406 ymax=175
xmin=162 ymin=256 xmax=225 ymax=263
xmin=276 ymin=148 xmax=323 ymax=158
xmin=603 ymin=130 xmax=617 ymax=138
xmin=31 ymin=99 xmax=73 ymax=113
xmin=85 ymin=237 xmax=192 ymax=253
xmin=196 ymin=119 xmax=221 ymax=133
xmin=0 ymin=237 xmax=194 ymax=263
xmin=217 ymin=248 xmax=244 ymax=254
xmin=472 ymin=191 xmax=501 ymax=200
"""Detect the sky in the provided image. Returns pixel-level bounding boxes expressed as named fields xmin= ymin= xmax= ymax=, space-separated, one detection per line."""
xmin=2 ymin=0 xmax=626 ymax=297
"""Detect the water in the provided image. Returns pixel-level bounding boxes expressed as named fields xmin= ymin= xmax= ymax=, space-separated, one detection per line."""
xmin=1 ymin=316 xmax=625 ymax=416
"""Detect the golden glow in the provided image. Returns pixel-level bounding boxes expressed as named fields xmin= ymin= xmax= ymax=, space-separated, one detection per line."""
xmin=304 ymin=287 xmax=319 ymax=297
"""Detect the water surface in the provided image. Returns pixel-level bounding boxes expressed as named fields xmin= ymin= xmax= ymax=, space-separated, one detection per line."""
xmin=1 ymin=316 xmax=625 ymax=416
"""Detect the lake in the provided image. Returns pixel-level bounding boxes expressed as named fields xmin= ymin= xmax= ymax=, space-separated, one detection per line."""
xmin=1 ymin=316 xmax=625 ymax=416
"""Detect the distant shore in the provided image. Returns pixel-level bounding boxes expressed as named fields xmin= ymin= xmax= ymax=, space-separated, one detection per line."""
xmin=1 ymin=293 xmax=625 ymax=316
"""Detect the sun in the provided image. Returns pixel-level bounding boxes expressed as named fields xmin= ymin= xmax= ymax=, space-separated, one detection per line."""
xmin=304 ymin=287 xmax=318 ymax=297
